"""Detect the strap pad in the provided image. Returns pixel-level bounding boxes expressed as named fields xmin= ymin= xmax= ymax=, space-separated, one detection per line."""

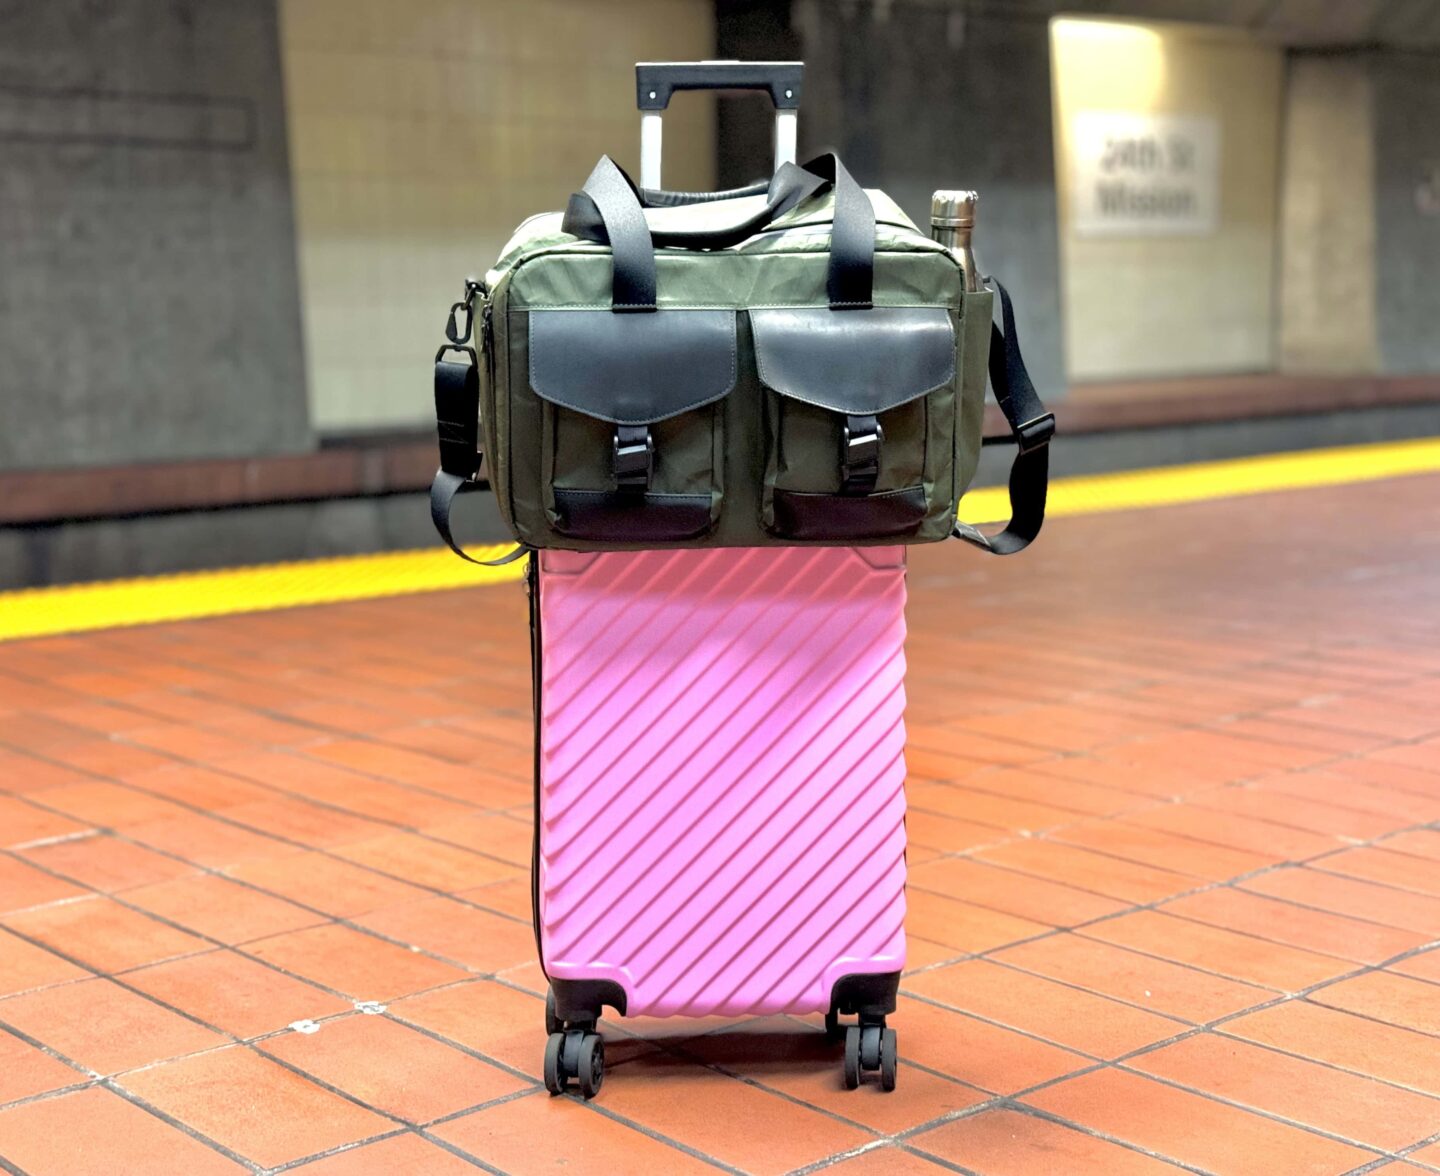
xmin=434 ymin=351 xmax=481 ymax=480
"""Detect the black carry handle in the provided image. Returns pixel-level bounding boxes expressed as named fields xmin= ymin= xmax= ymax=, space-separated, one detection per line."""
xmin=564 ymin=159 xmax=820 ymax=255
xmin=638 ymin=178 xmax=771 ymax=207
xmin=636 ymin=61 xmax=802 ymax=111
xmin=562 ymin=153 xmax=873 ymax=311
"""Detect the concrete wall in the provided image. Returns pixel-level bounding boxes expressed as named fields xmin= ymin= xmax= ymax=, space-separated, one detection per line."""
xmin=1277 ymin=47 xmax=1440 ymax=376
xmin=1277 ymin=54 xmax=1378 ymax=375
xmin=1372 ymin=50 xmax=1440 ymax=374
xmin=787 ymin=0 xmax=1067 ymax=400
xmin=1052 ymin=16 xmax=1284 ymax=382
xmin=0 ymin=0 xmax=311 ymax=472
xmin=279 ymin=0 xmax=716 ymax=433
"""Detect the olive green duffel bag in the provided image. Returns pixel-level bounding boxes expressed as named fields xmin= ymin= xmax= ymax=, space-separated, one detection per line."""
xmin=430 ymin=152 xmax=1052 ymax=562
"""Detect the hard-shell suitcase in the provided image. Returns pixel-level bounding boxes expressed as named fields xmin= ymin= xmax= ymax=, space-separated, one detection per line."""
xmin=529 ymin=545 xmax=908 ymax=1096
xmin=518 ymin=62 xmax=911 ymax=1098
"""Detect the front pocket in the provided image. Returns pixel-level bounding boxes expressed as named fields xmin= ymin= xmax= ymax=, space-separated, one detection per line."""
xmin=754 ymin=306 xmax=957 ymax=540
xmin=530 ymin=309 xmax=735 ymax=542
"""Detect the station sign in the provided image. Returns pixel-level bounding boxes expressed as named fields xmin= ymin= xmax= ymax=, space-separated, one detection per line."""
xmin=1071 ymin=111 xmax=1220 ymax=237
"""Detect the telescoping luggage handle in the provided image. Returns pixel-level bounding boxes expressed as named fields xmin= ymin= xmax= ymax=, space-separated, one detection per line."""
xmin=636 ymin=61 xmax=802 ymax=190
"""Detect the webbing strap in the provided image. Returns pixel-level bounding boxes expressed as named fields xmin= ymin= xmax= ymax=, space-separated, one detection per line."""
xmin=569 ymin=156 xmax=658 ymax=310
xmin=428 ymin=469 xmax=528 ymax=567
xmin=561 ymin=153 xmax=873 ymax=311
xmin=951 ymin=279 xmax=1055 ymax=556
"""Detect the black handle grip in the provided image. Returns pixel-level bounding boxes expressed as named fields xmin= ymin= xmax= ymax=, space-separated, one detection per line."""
xmin=636 ymin=61 xmax=802 ymax=111
xmin=563 ymin=154 xmax=873 ymax=312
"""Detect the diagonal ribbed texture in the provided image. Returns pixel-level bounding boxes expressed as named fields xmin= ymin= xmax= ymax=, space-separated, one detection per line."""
xmin=538 ymin=546 xmax=908 ymax=1018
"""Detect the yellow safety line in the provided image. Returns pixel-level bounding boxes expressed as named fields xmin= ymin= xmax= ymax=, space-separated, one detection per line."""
xmin=2 ymin=435 xmax=1438 ymax=644
xmin=0 ymin=545 xmax=524 ymax=644
xmin=958 ymin=434 xmax=1440 ymax=527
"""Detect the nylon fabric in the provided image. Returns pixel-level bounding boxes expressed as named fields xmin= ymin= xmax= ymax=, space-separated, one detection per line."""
xmin=433 ymin=154 xmax=1052 ymax=557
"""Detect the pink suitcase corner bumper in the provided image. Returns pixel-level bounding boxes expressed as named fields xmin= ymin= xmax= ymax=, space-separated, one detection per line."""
xmin=534 ymin=545 xmax=908 ymax=1026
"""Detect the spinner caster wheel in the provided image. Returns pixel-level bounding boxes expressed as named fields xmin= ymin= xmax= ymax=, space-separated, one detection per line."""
xmin=543 ymin=1031 xmax=566 ymax=1095
xmin=880 ymin=1027 xmax=898 ymax=1092
xmin=843 ymin=1025 xmax=861 ymax=1089
xmin=544 ymin=988 xmax=563 ymax=1036
xmin=542 ymin=1027 xmax=605 ymax=1099
xmin=842 ymin=1019 xmax=897 ymax=1091
xmin=576 ymin=1032 xmax=605 ymax=1100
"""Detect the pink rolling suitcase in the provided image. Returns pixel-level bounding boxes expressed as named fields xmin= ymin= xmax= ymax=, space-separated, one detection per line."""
xmin=528 ymin=546 xmax=908 ymax=1096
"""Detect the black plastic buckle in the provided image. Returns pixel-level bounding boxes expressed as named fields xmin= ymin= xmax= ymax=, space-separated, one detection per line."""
xmin=840 ymin=414 xmax=883 ymax=496
xmin=613 ymin=425 xmax=653 ymax=490
xmin=1015 ymin=412 xmax=1055 ymax=455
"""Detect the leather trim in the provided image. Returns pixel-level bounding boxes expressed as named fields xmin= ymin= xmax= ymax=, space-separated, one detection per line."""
xmin=529 ymin=309 xmax=737 ymax=425
xmin=554 ymin=488 xmax=713 ymax=541
xmin=771 ymin=485 xmax=926 ymax=539
xmin=752 ymin=307 xmax=955 ymax=414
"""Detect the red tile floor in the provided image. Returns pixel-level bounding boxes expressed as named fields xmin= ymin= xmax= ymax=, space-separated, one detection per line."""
xmin=0 ymin=471 xmax=1438 ymax=1175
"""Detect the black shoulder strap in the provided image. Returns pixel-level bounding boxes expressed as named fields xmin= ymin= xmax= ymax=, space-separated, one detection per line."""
xmin=430 ymin=341 xmax=527 ymax=568
xmin=952 ymin=279 xmax=1056 ymax=556
xmin=429 ymin=468 xmax=528 ymax=567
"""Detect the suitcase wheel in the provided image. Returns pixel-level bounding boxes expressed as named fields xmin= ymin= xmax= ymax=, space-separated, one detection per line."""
xmin=843 ymin=1026 xmax=862 ymax=1089
xmin=842 ymin=1019 xmax=899 ymax=1091
xmin=576 ymin=1032 xmax=605 ymax=1100
xmin=543 ymin=1031 xmax=566 ymax=1095
xmin=543 ymin=1026 xmax=605 ymax=1099
xmin=879 ymin=1027 xmax=898 ymax=1092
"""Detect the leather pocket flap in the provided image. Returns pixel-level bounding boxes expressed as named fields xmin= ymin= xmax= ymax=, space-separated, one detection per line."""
xmin=529 ymin=309 xmax=737 ymax=424
xmin=752 ymin=306 xmax=955 ymax=414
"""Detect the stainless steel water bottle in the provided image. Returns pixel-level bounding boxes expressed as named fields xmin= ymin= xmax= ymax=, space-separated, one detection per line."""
xmin=930 ymin=190 xmax=981 ymax=293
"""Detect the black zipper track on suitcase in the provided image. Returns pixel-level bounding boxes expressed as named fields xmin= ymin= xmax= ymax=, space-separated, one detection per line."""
xmin=526 ymin=552 xmax=548 ymax=976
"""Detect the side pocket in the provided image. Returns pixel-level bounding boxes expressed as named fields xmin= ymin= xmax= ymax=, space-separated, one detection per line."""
xmin=529 ymin=309 xmax=736 ymax=544
xmin=954 ymin=288 xmax=993 ymax=502
xmin=754 ymin=306 xmax=957 ymax=541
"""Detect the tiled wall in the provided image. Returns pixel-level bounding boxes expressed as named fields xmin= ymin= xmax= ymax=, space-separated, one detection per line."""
xmin=279 ymin=0 xmax=715 ymax=432
xmin=1051 ymin=18 xmax=1284 ymax=382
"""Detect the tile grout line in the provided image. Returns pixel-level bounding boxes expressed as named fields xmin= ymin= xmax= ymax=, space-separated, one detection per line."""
xmin=903 ymin=948 xmax=1440 ymax=1112
xmin=901 ymin=1097 xmax=1208 ymax=1175
xmin=3 ymin=500 xmax=1439 ymax=1168
xmin=0 ymin=876 xmax=568 ymax=1097
xmin=0 ymin=758 xmax=540 ymax=942
xmin=923 ymin=805 xmax=1440 ymax=983
xmin=255 ymin=1126 xmax=414 ymax=1175
xmin=1105 ymin=1061 xmax=1393 ymax=1161
xmin=0 ymin=729 xmax=541 ymax=907
xmin=97 ymin=1077 xmax=265 ymax=1174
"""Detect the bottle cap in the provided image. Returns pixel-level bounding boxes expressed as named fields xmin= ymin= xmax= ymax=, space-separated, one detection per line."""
xmin=930 ymin=190 xmax=978 ymax=228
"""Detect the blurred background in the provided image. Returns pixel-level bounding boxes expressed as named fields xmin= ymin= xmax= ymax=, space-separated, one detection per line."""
xmin=1 ymin=0 xmax=1437 ymax=590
